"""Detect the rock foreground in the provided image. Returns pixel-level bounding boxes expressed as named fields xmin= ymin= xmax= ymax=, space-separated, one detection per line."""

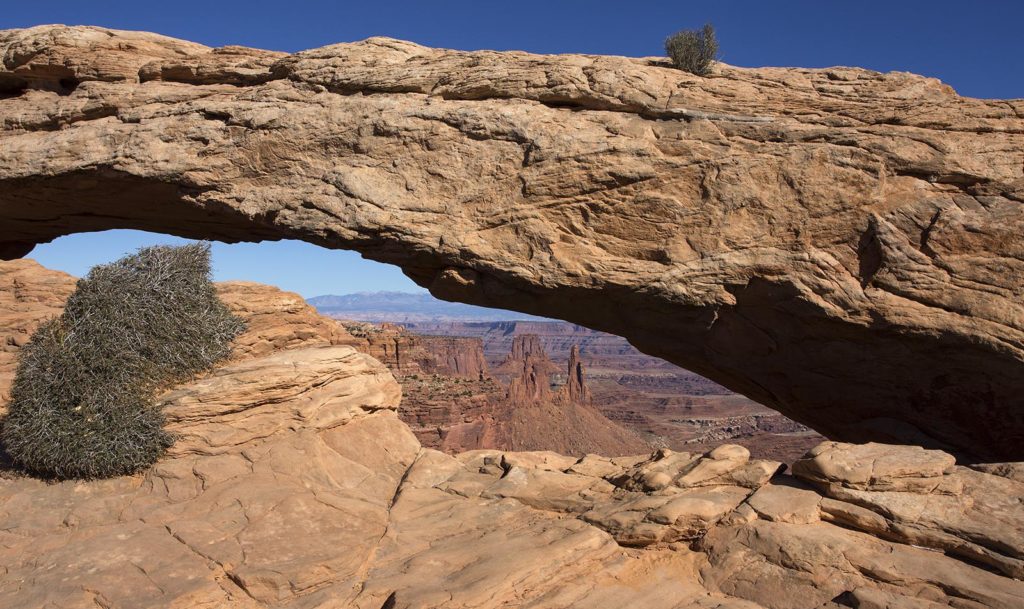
xmin=1 ymin=266 xmax=1023 ymax=608
xmin=1 ymin=26 xmax=1023 ymax=459
xmin=0 ymin=260 xmax=649 ymax=458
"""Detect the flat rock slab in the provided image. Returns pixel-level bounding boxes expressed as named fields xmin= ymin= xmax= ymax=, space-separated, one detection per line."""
xmin=794 ymin=441 xmax=1024 ymax=579
xmin=746 ymin=481 xmax=822 ymax=524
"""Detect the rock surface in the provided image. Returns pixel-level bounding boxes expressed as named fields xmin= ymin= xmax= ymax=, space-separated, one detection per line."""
xmin=1 ymin=266 xmax=1023 ymax=608
xmin=1 ymin=344 xmax=418 ymax=609
xmin=216 ymin=280 xmax=362 ymax=359
xmin=1 ymin=26 xmax=1022 ymax=459
xmin=794 ymin=441 xmax=1024 ymax=579
xmin=0 ymin=259 xmax=76 ymax=405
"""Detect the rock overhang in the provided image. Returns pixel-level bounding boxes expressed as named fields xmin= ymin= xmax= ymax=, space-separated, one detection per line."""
xmin=2 ymin=24 xmax=1023 ymax=460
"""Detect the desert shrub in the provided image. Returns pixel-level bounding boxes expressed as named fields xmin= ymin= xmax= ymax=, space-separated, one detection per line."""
xmin=665 ymin=24 xmax=718 ymax=76
xmin=0 ymin=243 xmax=244 ymax=479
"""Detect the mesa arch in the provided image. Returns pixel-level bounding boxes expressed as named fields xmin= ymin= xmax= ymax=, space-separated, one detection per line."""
xmin=1 ymin=25 xmax=1022 ymax=461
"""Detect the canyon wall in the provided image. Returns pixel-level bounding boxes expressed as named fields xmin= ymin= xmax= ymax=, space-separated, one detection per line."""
xmin=350 ymin=325 xmax=650 ymax=456
xmin=344 ymin=321 xmax=489 ymax=379
xmin=404 ymin=320 xmax=673 ymax=371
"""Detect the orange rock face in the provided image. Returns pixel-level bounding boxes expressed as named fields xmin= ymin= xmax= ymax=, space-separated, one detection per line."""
xmin=504 ymin=335 xmax=558 ymax=406
xmin=0 ymin=259 xmax=76 ymax=404
xmin=1 ymin=259 xmax=1023 ymax=607
xmin=418 ymin=335 xmax=489 ymax=380
xmin=216 ymin=281 xmax=361 ymax=360
xmin=559 ymin=344 xmax=592 ymax=406
xmin=2 ymin=26 xmax=1021 ymax=458
xmin=344 ymin=321 xmax=489 ymax=379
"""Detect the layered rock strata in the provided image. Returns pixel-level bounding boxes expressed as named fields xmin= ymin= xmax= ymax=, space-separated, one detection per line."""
xmin=344 ymin=321 xmax=489 ymax=379
xmin=403 ymin=320 xmax=823 ymax=462
xmin=2 ymin=26 xmax=1023 ymax=458
xmin=389 ymin=331 xmax=650 ymax=456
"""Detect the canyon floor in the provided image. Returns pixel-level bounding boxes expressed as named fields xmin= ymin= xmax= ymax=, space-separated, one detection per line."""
xmin=2 ymin=259 xmax=1022 ymax=609
xmin=326 ymin=310 xmax=823 ymax=463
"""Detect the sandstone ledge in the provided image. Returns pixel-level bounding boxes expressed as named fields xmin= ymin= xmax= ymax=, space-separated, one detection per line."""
xmin=3 ymin=369 xmax=1023 ymax=608
xmin=0 ymin=261 xmax=1022 ymax=607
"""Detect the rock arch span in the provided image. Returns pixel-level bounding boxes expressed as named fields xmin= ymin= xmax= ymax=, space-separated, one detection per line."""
xmin=2 ymin=25 xmax=1023 ymax=460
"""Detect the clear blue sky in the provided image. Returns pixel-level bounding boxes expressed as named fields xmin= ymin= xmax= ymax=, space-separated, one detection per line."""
xmin=7 ymin=1 xmax=1022 ymax=297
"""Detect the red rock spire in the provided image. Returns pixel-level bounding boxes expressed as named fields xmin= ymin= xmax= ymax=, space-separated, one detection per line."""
xmin=560 ymin=344 xmax=592 ymax=406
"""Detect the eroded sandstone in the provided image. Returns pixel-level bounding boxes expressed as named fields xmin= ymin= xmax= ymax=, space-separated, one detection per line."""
xmin=1 ymin=25 xmax=1022 ymax=458
xmin=0 ymin=259 xmax=76 ymax=405
xmin=1 ymin=264 xmax=1023 ymax=608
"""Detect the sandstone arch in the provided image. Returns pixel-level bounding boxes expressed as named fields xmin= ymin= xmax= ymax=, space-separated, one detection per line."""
xmin=2 ymin=25 xmax=1023 ymax=460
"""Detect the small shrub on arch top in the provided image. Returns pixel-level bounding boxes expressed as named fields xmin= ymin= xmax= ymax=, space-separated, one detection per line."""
xmin=0 ymin=243 xmax=244 ymax=479
xmin=665 ymin=23 xmax=719 ymax=76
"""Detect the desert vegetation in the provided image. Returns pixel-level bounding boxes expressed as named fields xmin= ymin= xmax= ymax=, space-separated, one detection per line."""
xmin=665 ymin=23 xmax=718 ymax=75
xmin=0 ymin=243 xmax=244 ymax=479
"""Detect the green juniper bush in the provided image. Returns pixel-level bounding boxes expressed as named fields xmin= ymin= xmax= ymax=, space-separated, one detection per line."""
xmin=665 ymin=23 xmax=719 ymax=76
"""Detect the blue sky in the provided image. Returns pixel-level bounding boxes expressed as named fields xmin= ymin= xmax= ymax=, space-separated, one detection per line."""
xmin=7 ymin=1 xmax=1023 ymax=297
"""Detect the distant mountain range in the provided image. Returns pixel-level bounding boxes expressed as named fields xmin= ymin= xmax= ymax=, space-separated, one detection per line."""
xmin=307 ymin=291 xmax=546 ymax=322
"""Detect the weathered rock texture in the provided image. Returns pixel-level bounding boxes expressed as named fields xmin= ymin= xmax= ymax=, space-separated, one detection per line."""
xmin=216 ymin=280 xmax=362 ymax=359
xmin=699 ymin=441 xmax=1024 ymax=608
xmin=1 ymin=26 xmax=1023 ymax=459
xmin=1 ymin=340 xmax=419 ymax=608
xmin=1 ymin=265 xmax=1023 ymax=608
xmin=0 ymin=259 xmax=76 ymax=405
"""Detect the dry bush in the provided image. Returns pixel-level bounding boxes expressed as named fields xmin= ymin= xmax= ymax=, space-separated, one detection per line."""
xmin=1 ymin=243 xmax=244 ymax=479
xmin=665 ymin=24 xmax=719 ymax=76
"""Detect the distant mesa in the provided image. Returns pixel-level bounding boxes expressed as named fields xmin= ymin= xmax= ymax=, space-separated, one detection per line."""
xmin=343 ymin=319 xmax=490 ymax=381
xmin=308 ymin=291 xmax=547 ymax=323
xmin=331 ymin=309 xmax=821 ymax=461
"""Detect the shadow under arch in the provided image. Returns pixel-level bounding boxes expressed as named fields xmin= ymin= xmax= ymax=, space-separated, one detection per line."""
xmin=2 ymin=167 xmax=1022 ymax=463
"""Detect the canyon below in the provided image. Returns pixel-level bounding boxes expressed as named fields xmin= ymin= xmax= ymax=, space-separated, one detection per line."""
xmin=1 ymin=24 xmax=1023 ymax=609
xmin=314 ymin=293 xmax=821 ymax=463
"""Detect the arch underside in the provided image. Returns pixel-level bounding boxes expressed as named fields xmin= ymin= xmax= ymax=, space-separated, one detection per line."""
xmin=2 ymin=26 xmax=1023 ymax=460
